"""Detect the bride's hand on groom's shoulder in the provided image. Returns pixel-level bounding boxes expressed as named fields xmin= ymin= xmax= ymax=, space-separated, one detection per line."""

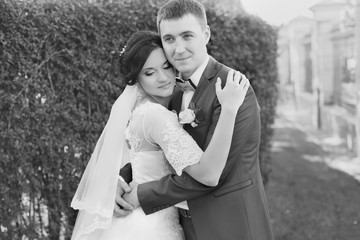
xmin=113 ymin=179 xmax=134 ymax=217
xmin=215 ymin=69 xmax=250 ymax=114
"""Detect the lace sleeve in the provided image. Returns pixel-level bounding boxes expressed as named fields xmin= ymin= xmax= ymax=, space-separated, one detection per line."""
xmin=144 ymin=105 xmax=203 ymax=175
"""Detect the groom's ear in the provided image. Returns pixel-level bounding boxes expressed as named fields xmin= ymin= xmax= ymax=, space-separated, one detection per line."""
xmin=204 ymin=25 xmax=211 ymax=44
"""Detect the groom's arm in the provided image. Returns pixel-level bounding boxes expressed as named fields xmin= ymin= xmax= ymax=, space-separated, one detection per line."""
xmin=138 ymin=86 xmax=260 ymax=215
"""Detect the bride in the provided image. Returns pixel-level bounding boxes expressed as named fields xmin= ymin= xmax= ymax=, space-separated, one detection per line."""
xmin=70 ymin=30 xmax=249 ymax=240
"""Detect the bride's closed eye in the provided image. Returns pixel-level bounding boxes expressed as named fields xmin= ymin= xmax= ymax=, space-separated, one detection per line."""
xmin=163 ymin=62 xmax=174 ymax=74
xmin=163 ymin=61 xmax=172 ymax=69
xmin=144 ymin=71 xmax=155 ymax=76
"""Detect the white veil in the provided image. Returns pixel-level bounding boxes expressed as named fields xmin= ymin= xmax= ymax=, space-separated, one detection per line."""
xmin=70 ymin=84 xmax=140 ymax=240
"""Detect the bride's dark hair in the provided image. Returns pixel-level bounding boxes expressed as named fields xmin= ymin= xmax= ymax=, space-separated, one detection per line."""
xmin=119 ymin=31 xmax=163 ymax=85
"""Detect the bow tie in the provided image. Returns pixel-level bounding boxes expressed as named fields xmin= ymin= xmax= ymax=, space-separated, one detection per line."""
xmin=175 ymin=77 xmax=196 ymax=92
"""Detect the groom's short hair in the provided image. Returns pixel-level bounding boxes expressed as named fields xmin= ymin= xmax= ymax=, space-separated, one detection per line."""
xmin=157 ymin=0 xmax=208 ymax=32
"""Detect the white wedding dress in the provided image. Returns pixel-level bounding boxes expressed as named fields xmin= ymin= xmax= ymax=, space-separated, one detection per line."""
xmin=95 ymin=99 xmax=203 ymax=240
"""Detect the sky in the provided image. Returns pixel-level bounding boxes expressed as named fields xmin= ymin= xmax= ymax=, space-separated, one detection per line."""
xmin=241 ymin=0 xmax=322 ymax=26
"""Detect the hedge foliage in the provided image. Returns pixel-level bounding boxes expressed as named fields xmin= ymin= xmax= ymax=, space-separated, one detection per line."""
xmin=0 ymin=0 xmax=278 ymax=239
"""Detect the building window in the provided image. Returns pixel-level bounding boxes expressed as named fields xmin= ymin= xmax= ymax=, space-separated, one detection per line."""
xmin=341 ymin=57 xmax=357 ymax=110
xmin=343 ymin=57 xmax=356 ymax=83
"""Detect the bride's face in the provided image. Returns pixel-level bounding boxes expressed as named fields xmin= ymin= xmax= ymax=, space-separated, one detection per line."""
xmin=138 ymin=47 xmax=176 ymax=99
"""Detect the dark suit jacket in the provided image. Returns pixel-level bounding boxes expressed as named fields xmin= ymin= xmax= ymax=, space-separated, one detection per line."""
xmin=122 ymin=57 xmax=274 ymax=240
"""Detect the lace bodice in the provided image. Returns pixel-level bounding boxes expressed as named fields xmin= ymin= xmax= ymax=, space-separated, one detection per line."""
xmin=125 ymin=100 xmax=203 ymax=181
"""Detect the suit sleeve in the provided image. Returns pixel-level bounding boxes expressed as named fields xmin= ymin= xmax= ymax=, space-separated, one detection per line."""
xmin=138 ymin=86 xmax=260 ymax=215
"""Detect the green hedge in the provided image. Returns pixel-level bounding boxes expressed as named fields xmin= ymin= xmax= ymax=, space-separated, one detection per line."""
xmin=0 ymin=0 xmax=277 ymax=239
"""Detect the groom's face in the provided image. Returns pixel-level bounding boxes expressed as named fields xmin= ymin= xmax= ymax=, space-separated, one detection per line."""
xmin=159 ymin=14 xmax=210 ymax=79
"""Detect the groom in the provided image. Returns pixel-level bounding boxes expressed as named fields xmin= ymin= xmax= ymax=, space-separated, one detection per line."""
xmin=117 ymin=0 xmax=274 ymax=239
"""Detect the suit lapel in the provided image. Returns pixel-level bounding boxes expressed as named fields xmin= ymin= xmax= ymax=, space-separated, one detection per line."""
xmin=170 ymin=88 xmax=183 ymax=114
xmin=190 ymin=57 xmax=218 ymax=105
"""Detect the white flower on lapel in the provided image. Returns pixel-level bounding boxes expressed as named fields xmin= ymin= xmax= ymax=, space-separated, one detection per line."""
xmin=178 ymin=109 xmax=198 ymax=127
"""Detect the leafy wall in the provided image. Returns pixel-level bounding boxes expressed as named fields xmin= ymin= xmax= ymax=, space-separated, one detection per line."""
xmin=0 ymin=0 xmax=278 ymax=239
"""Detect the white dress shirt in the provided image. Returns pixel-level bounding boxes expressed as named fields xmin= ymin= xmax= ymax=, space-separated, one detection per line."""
xmin=181 ymin=55 xmax=210 ymax=111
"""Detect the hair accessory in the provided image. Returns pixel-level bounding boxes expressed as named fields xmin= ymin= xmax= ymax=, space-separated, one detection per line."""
xmin=119 ymin=45 xmax=126 ymax=57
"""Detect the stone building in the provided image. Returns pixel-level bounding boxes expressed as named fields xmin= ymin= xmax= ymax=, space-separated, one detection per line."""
xmin=277 ymin=0 xmax=359 ymax=156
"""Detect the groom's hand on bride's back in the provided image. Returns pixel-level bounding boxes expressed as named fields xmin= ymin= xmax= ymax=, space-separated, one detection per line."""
xmin=113 ymin=179 xmax=134 ymax=217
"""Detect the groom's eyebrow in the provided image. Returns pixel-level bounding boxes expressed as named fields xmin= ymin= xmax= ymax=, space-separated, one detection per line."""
xmin=181 ymin=31 xmax=194 ymax=35
xmin=162 ymin=31 xmax=194 ymax=39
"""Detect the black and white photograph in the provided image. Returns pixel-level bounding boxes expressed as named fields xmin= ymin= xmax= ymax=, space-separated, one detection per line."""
xmin=1 ymin=0 xmax=359 ymax=239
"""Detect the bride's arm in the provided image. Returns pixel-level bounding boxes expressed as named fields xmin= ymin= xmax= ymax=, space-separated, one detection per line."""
xmin=183 ymin=70 xmax=248 ymax=186
xmin=145 ymin=70 xmax=249 ymax=187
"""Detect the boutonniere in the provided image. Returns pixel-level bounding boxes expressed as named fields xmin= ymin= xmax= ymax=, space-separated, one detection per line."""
xmin=178 ymin=102 xmax=203 ymax=128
